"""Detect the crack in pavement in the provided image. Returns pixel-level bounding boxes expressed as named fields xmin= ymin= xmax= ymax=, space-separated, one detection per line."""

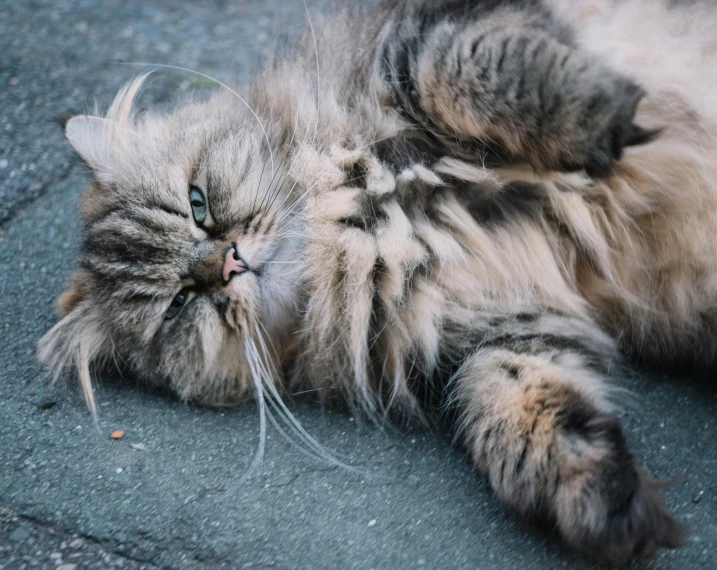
xmin=1 ymin=507 xmax=164 ymax=569
xmin=0 ymin=162 xmax=77 ymax=232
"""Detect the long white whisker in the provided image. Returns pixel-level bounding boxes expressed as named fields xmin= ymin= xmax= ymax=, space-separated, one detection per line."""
xmin=245 ymin=327 xmax=330 ymax=465
xmin=263 ymin=401 xmax=338 ymax=465
xmin=304 ymin=0 xmax=320 ymax=142
xmin=272 ymin=129 xmax=410 ymax=226
xmin=273 ymin=153 xmax=351 ymax=225
xmin=248 ymin=329 xmax=342 ymax=465
xmin=253 ymin=322 xmax=360 ymax=469
xmin=240 ymin=330 xmax=268 ymax=483
xmin=118 ymin=62 xmax=275 ymax=175
xmin=273 ymin=159 xmax=344 ymax=225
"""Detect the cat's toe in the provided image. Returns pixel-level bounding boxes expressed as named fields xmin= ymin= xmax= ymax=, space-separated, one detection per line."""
xmin=560 ymin=77 xmax=659 ymax=177
xmin=602 ymin=468 xmax=687 ymax=559
xmin=559 ymin=453 xmax=687 ymax=559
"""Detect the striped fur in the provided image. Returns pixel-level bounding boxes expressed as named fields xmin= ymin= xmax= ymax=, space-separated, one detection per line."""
xmin=38 ymin=0 xmax=717 ymax=559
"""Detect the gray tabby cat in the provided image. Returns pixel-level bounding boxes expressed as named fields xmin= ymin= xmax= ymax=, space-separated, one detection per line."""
xmin=38 ymin=0 xmax=717 ymax=559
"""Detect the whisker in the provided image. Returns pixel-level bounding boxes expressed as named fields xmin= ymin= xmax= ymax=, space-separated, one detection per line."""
xmin=253 ymin=322 xmax=361 ymax=469
xmin=304 ymin=0 xmax=321 ymax=142
xmin=240 ymin=327 xmax=268 ymax=482
xmin=259 ymin=117 xmax=302 ymax=214
xmin=263 ymin=401 xmax=339 ymax=465
xmin=250 ymin=147 xmax=271 ymax=218
xmin=272 ymin=128 xmax=418 ymax=226
xmin=259 ymin=155 xmax=290 ymax=214
xmin=118 ymin=62 xmax=275 ymax=176
xmin=290 ymin=387 xmax=324 ymax=396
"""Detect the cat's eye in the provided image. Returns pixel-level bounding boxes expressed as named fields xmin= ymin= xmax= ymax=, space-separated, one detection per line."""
xmin=166 ymin=288 xmax=191 ymax=320
xmin=189 ymin=186 xmax=207 ymax=225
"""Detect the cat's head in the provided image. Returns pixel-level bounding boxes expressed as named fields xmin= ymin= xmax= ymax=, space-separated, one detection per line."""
xmin=37 ymin=76 xmax=305 ymax=413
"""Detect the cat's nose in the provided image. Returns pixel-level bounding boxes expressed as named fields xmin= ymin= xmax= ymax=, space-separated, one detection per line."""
xmin=222 ymin=244 xmax=247 ymax=283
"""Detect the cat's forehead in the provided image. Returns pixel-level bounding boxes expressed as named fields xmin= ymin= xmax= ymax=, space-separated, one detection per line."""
xmin=98 ymin=120 xmax=254 ymax=206
xmin=156 ymin=113 xmax=264 ymax=196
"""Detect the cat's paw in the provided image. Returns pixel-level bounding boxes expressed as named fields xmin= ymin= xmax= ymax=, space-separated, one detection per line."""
xmin=556 ymin=414 xmax=687 ymax=560
xmin=546 ymin=76 xmax=660 ymax=177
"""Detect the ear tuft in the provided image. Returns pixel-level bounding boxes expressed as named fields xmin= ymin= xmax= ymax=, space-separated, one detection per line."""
xmin=64 ymin=115 xmax=116 ymax=175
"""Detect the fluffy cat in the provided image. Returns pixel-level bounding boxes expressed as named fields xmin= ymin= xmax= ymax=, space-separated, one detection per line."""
xmin=38 ymin=0 xmax=717 ymax=560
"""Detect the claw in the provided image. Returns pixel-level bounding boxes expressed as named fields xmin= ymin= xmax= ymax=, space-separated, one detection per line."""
xmin=624 ymin=124 xmax=663 ymax=147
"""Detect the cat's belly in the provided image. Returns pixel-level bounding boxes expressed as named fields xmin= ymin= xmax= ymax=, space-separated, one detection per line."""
xmin=293 ymin=136 xmax=591 ymax=412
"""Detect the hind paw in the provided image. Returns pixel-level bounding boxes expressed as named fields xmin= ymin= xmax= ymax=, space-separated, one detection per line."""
xmin=556 ymin=414 xmax=687 ymax=559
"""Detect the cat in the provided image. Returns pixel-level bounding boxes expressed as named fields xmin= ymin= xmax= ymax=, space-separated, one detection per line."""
xmin=37 ymin=0 xmax=717 ymax=560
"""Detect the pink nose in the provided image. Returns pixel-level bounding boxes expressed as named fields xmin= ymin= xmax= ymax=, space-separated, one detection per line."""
xmin=223 ymin=246 xmax=247 ymax=283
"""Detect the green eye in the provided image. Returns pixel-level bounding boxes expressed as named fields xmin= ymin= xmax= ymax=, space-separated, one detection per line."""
xmin=166 ymin=288 xmax=190 ymax=320
xmin=189 ymin=186 xmax=207 ymax=225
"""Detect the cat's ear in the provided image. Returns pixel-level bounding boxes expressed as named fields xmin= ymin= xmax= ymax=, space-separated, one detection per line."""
xmin=64 ymin=115 xmax=120 ymax=176
xmin=37 ymin=291 xmax=109 ymax=417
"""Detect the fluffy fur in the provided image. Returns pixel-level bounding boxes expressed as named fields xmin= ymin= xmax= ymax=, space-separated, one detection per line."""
xmin=38 ymin=0 xmax=717 ymax=559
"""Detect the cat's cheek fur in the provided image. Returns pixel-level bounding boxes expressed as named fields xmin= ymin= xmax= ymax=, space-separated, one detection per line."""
xmin=37 ymin=301 xmax=110 ymax=415
xmin=150 ymin=301 xmax=252 ymax=405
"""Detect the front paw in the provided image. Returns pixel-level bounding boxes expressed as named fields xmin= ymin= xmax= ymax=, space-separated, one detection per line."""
xmin=549 ymin=76 xmax=660 ymax=177
xmin=556 ymin=414 xmax=687 ymax=560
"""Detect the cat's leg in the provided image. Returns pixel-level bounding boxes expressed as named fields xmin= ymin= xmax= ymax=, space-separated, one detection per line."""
xmin=380 ymin=2 xmax=656 ymax=175
xmin=447 ymin=311 xmax=685 ymax=559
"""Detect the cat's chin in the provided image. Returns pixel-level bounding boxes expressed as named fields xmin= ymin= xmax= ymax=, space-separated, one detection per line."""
xmin=254 ymin=232 xmax=307 ymax=342
xmin=256 ymin=269 xmax=305 ymax=343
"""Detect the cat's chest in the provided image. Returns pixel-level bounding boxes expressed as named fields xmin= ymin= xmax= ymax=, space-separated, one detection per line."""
xmin=296 ymin=133 xmax=495 ymax=314
xmin=295 ymin=134 xmax=463 ymax=361
xmin=294 ymin=132 xmax=563 ymax=386
xmin=296 ymin=137 xmax=449 ymax=388
xmin=301 ymin=143 xmax=435 ymax=309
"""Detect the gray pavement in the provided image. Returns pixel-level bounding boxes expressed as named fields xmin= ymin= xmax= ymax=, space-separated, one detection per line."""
xmin=1 ymin=1 xmax=716 ymax=569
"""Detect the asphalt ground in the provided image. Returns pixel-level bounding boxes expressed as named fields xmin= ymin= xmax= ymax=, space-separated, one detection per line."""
xmin=1 ymin=1 xmax=716 ymax=568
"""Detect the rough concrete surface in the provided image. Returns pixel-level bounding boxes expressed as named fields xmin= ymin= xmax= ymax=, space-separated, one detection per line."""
xmin=1 ymin=1 xmax=715 ymax=569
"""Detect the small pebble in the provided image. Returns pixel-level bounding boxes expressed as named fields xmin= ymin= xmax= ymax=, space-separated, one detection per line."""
xmin=110 ymin=430 xmax=125 ymax=440
xmin=367 ymin=519 xmax=376 ymax=527
xmin=130 ymin=443 xmax=146 ymax=451
xmin=57 ymin=565 xmax=77 ymax=570
xmin=68 ymin=538 xmax=83 ymax=548
xmin=115 ymin=467 xmax=123 ymax=474
xmin=10 ymin=526 xmax=30 ymax=541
